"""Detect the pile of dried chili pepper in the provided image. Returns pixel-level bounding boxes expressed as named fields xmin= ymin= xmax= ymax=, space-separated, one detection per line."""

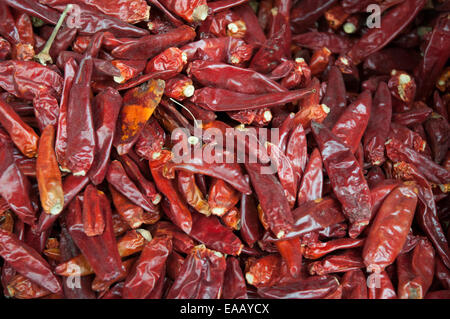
xmin=0 ymin=0 xmax=448 ymax=300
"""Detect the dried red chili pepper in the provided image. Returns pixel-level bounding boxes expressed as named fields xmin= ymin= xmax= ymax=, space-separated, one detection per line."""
xmin=36 ymin=125 xmax=64 ymax=215
xmin=222 ymin=256 xmax=248 ymax=299
xmin=363 ymin=183 xmax=418 ymax=273
xmin=166 ymin=245 xmax=226 ymax=299
xmin=308 ymin=249 xmax=365 ymax=275
xmin=177 ymin=171 xmax=210 ymax=216
xmin=341 ymin=269 xmax=367 ymax=299
xmin=291 ymin=0 xmax=338 ymax=33
xmin=297 ymin=148 xmax=323 ymax=205
xmin=304 ymin=238 xmax=365 ymax=260
xmin=82 ymin=184 xmax=105 ymax=237
xmin=311 ymin=121 xmax=371 ymax=237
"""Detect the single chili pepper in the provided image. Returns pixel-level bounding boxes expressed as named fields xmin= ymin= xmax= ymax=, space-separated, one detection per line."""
xmin=163 ymin=148 xmax=252 ymax=195
xmin=36 ymin=125 xmax=64 ymax=215
xmin=305 ymin=238 xmax=365 ymax=260
xmin=191 ymin=87 xmax=312 ymax=112
xmin=388 ymin=70 xmax=416 ymax=104
xmin=207 ymin=178 xmax=239 ymax=217
xmin=297 ymin=148 xmax=323 ymax=205
xmin=292 ymin=32 xmax=352 ymax=55
xmin=222 ymin=206 xmax=241 ymax=230
xmin=363 ymin=183 xmax=418 ymax=273
xmin=293 ymin=103 xmax=330 ymax=130
xmin=122 ymin=235 xmax=172 ymax=299
xmin=13 ymin=13 xmax=35 ymax=61
xmin=166 ymin=244 xmax=227 ymax=299
xmin=190 ymin=210 xmax=243 ymax=255
xmin=149 ymin=152 xmax=192 ymax=234
xmin=386 ymin=138 xmax=450 ymax=185
xmin=55 ymin=57 xmax=77 ymax=172
xmin=311 ymin=121 xmax=371 ymax=238
xmin=222 ymin=256 xmax=248 ymax=299
xmin=249 ymin=27 xmax=286 ymax=74
xmin=290 ymin=0 xmax=338 ymax=33
xmin=240 ymin=176 xmax=264 ymax=247
xmin=322 ymin=66 xmax=347 ymax=129
xmin=86 ymin=88 xmax=122 ymax=184
xmin=188 ymin=60 xmax=286 ymax=94
xmin=245 ymin=254 xmax=282 ymax=287
xmin=341 ymin=269 xmax=367 ymax=299
xmin=363 ymin=82 xmax=392 ymax=166
xmin=309 ymin=47 xmax=332 ymax=76
xmin=342 ymin=0 xmax=427 ymax=65
xmin=111 ymin=25 xmax=195 ymax=60
xmin=198 ymin=10 xmax=243 ymax=38
xmin=106 ymin=160 xmax=158 ymax=213
xmin=265 ymin=142 xmax=298 ymax=208
xmin=286 ymin=123 xmax=307 ymax=180
xmin=257 ymin=275 xmax=340 ymax=299
xmin=308 ymin=249 xmax=365 ymax=275
xmin=392 ymin=161 xmax=450 ymax=269
xmin=0 ymin=2 xmax=20 ymax=45
xmin=81 ymin=184 xmax=105 ymax=237
xmin=109 ymin=185 xmax=145 ymax=229
xmin=245 ymin=162 xmax=293 ymax=239
xmin=0 ymin=228 xmax=62 ymax=294
xmin=397 ymin=237 xmax=435 ymax=299
xmin=56 ymin=51 xmax=121 ymax=79
xmin=113 ymin=79 xmax=165 ymax=155
xmin=0 ymin=97 xmax=39 ymax=158
xmin=415 ymin=14 xmax=450 ymax=101
xmin=331 ymin=89 xmax=372 ymax=154
xmin=392 ymin=103 xmax=433 ymax=127
xmin=0 ymin=132 xmax=35 ymax=225
xmin=144 ymin=47 xmax=187 ymax=77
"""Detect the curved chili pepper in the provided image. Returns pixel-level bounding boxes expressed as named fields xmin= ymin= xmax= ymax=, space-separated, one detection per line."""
xmin=363 ymin=183 xmax=418 ymax=273
xmin=0 ymin=228 xmax=62 ymax=294
xmin=36 ymin=125 xmax=64 ymax=215
xmin=311 ymin=121 xmax=371 ymax=238
xmin=297 ymin=148 xmax=323 ymax=205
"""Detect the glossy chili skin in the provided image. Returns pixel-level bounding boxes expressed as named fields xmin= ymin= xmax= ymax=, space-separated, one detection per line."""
xmin=311 ymin=121 xmax=371 ymax=238
xmin=363 ymin=82 xmax=392 ymax=166
xmin=232 ymin=3 xmax=266 ymax=46
xmin=292 ymin=32 xmax=352 ymax=55
xmin=177 ymin=171 xmax=210 ymax=216
xmin=166 ymin=245 xmax=227 ymax=299
xmin=0 ymin=97 xmax=39 ymax=158
xmin=55 ymin=57 xmax=77 ymax=172
xmin=111 ymin=25 xmax=196 ymax=60
xmin=150 ymin=221 xmax=195 ymax=254
xmin=208 ymin=178 xmax=240 ymax=216
xmin=0 ymin=228 xmax=62 ymax=294
xmin=397 ymin=237 xmax=435 ymax=299
xmin=341 ymin=269 xmax=367 ymax=299
xmin=290 ymin=0 xmax=338 ymax=33
xmin=64 ymin=196 xmax=126 ymax=282
xmin=240 ymin=176 xmax=264 ymax=247
xmin=113 ymin=79 xmax=165 ymax=155
xmin=245 ymin=162 xmax=294 ymax=239
xmin=308 ymin=249 xmax=365 ymax=276
xmin=424 ymin=113 xmax=449 ymax=164
xmin=0 ymin=132 xmax=35 ymax=225
xmin=150 ymin=152 xmax=192 ymax=234
xmin=363 ymin=183 xmax=418 ymax=273
xmin=106 ymin=160 xmax=158 ymax=213
xmin=331 ymin=89 xmax=372 ymax=154
xmin=66 ymin=33 xmax=102 ymax=176
xmin=88 ymin=87 xmax=122 ymax=184
xmin=343 ymin=0 xmax=427 ymax=65
xmin=122 ymin=235 xmax=172 ymax=299
xmin=188 ymin=60 xmax=286 ymax=94
xmin=191 ymin=87 xmax=311 ymax=112
xmin=304 ymin=238 xmax=365 ymax=260
xmin=189 ymin=210 xmax=243 ymax=256
xmin=297 ymin=148 xmax=323 ymax=205
xmin=256 ymin=275 xmax=340 ymax=299
xmin=36 ymin=125 xmax=64 ymax=216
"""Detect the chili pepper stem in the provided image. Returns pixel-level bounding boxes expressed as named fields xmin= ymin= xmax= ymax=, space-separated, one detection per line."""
xmin=34 ymin=4 xmax=73 ymax=66
xmin=192 ymin=5 xmax=209 ymax=22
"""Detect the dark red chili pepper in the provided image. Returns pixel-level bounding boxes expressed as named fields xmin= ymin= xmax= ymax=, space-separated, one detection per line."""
xmin=109 ymin=185 xmax=145 ymax=229
xmin=232 ymin=3 xmax=266 ymax=46
xmin=363 ymin=82 xmax=392 ymax=166
xmin=363 ymin=48 xmax=420 ymax=75
xmin=308 ymin=249 xmax=365 ymax=275
xmin=290 ymin=0 xmax=338 ymax=33
xmin=0 ymin=228 xmax=62 ymax=294
xmin=363 ymin=182 xmax=418 ymax=273
xmin=341 ymin=269 xmax=367 ymax=299
xmin=122 ymin=235 xmax=172 ymax=299
xmin=111 ymin=25 xmax=196 ymax=60
xmin=222 ymin=256 xmax=248 ymax=299
xmin=297 ymin=148 xmax=323 ymax=205
xmin=0 ymin=132 xmax=35 ymax=225
xmin=424 ymin=113 xmax=449 ymax=165
xmin=166 ymin=245 xmax=227 ymax=299
xmin=304 ymin=238 xmax=365 ymax=260
xmin=311 ymin=121 xmax=371 ymax=238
